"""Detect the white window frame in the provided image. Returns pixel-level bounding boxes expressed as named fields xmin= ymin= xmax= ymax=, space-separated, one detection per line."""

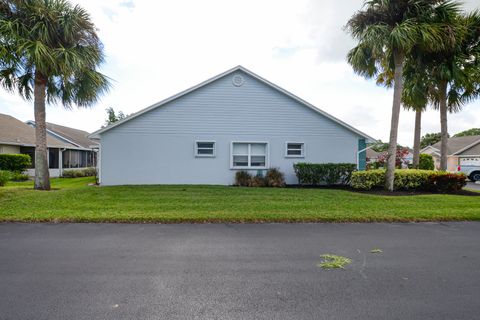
xmin=285 ymin=142 xmax=305 ymax=158
xmin=230 ymin=141 xmax=269 ymax=169
xmin=195 ymin=141 xmax=216 ymax=157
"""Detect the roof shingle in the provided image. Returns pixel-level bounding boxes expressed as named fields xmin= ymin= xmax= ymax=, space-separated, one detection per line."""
xmin=431 ymin=135 xmax=480 ymax=155
xmin=0 ymin=113 xmax=76 ymax=148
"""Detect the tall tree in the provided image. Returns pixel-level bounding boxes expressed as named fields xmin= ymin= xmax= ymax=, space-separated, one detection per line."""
xmin=420 ymin=132 xmax=445 ymax=148
xmin=401 ymin=50 xmax=431 ymax=168
xmin=453 ymin=128 xmax=480 ymax=137
xmin=0 ymin=0 xmax=110 ymax=190
xmin=376 ymin=47 xmax=431 ymax=168
xmin=346 ymin=0 xmax=452 ymax=190
xmin=427 ymin=11 xmax=480 ymax=170
xmin=104 ymin=107 xmax=126 ymax=126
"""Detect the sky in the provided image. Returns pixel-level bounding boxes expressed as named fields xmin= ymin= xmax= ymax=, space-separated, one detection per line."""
xmin=0 ymin=0 xmax=479 ymax=146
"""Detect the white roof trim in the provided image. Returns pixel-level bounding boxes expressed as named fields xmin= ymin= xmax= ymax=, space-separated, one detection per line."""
xmin=420 ymin=145 xmax=439 ymax=153
xmin=89 ymin=65 xmax=376 ymax=142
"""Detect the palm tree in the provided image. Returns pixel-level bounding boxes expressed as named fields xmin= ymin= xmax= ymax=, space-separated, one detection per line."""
xmin=0 ymin=0 xmax=110 ymax=190
xmin=402 ymin=51 xmax=431 ymax=168
xmin=375 ymin=49 xmax=431 ymax=169
xmin=427 ymin=12 xmax=480 ymax=170
xmin=346 ymin=0 xmax=454 ymax=191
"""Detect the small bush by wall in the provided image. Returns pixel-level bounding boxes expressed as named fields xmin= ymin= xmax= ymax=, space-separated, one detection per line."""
xmin=350 ymin=169 xmax=467 ymax=192
xmin=419 ymin=154 xmax=435 ymax=170
xmin=265 ymin=168 xmax=285 ymax=187
xmin=234 ymin=169 xmax=286 ymax=187
xmin=62 ymin=167 xmax=97 ymax=178
xmin=293 ymin=163 xmax=357 ymax=186
xmin=249 ymin=174 xmax=267 ymax=187
xmin=234 ymin=171 xmax=251 ymax=187
xmin=0 ymin=170 xmax=11 ymax=186
xmin=0 ymin=154 xmax=31 ymax=172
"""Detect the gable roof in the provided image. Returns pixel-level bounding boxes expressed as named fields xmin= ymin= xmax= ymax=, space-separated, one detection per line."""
xmin=89 ymin=66 xmax=375 ymax=141
xmin=0 ymin=113 xmax=77 ymax=148
xmin=26 ymin=121 xmax=98 ymax=149
xmin=428 ymin=135 xmax=480 ymax=155
xmin=459 ymin=142 xmax=480 ymax=156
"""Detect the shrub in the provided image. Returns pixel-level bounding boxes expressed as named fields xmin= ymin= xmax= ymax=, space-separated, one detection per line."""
xmin=0 ymin=170 xmax=11 ymax=186
xmin=351 ymin=169 xmax=466 ymax=192
xmin=293 ymin=163 xmax=356 ymax=186
xmin=265 ymin=168 xmax=285 ymax=187
xmin=0 ymin=154 xmax=31 ymax=172
xmin=428 ymin=172 xmax=466 ymax=193
xmin=234 ymin=171 xmax=251 ymax=186
xmin=10 ymin=171 xmax=29 ymax=181
xmin=419 ymin=154 xmax=435 ymax=170
xmin=393 ymin=169 xmax=433 ymax=190
xmin=249 ymin=174 xmax=267 ymax=187
xmin=350 ymin=169 xmax=385 ymax=190
xmin=62 ymin=167 xmax=96 ymax=178
xmin=82 ymin=167 xmax=97 ymax=177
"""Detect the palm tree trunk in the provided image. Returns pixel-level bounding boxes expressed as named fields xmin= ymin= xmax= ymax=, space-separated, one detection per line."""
xmin=412 ymin=108 xmax=422 ymax=168
xmin=34 ymin=71 xmax=51 ymax=190
xmin=385 ymin=50 xmax=405 ymax=191
xmin=438 ymin=80 xmax=448 ymax=171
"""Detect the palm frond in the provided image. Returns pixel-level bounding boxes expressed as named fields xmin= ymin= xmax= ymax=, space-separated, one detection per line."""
xmin=0 ymin=0 xmax=110 ymax=107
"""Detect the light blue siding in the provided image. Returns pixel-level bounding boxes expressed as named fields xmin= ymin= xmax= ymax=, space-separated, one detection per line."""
xmin=100 ymin=70 xmax=363 ymax=185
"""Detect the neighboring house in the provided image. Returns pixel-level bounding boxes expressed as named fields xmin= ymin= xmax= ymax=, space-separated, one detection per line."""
xmin=366 ymin=148 xmax=382 ymax=164
xmin=366 ymin=147 xmax=412 ymax=168
xmin=0 ymin=113 xmax=97 ymax=177
xmin=90 ymin=66 xmax=374 ymax=185
xmin=421 ymin=135 xmax=480 ymax=171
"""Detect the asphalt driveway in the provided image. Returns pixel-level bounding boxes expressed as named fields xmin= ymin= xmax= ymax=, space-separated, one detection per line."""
xmin=1 ymin=222 xmax=479 ymax=320
xmin=466 ymin=181 xmax=480 ymax=191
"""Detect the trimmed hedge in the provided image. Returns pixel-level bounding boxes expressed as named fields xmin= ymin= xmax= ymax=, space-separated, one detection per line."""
xmin=0 ymin=154 xmax=31 ymax=172
xmin=293 ymin=163 xmax=356 ymax=186
xmin=62 ymin=167 xmax=96 ymax=178
xmin=351 ymin=169 xmax=467 ymax=192
xmin=429 ymin=172 xmax=467 ymax=192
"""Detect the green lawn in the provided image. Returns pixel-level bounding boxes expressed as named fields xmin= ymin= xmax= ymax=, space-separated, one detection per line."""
xmin=1 ymin=177 xmax=479 ymax=223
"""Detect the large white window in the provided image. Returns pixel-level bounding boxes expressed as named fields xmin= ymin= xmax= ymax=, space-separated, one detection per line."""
xmin=231 ymin=142 xmax=268 ymax=169
xmin=286 ymin=142 xmax=305 ymax=157
xmin=195 ymin=141 xmax=215 ymax=157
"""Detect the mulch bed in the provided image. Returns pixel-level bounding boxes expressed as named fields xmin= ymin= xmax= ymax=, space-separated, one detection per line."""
xmin=286 ymin=184 xmax=480 ymax=196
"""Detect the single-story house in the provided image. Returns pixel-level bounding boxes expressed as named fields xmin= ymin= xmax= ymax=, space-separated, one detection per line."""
xmin=89 ymin=66 xmax=374 ymax=185
xmin=0 ymin=113 xmax=97 ymax=177
xmin=421 ymin=135 xmax=480 ymax=171
xmin=366 ymin=147 xmax=413 ymax=168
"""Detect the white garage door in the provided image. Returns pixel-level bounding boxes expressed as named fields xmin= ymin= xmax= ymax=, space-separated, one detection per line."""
xmin=460 ymin=157 xmax=480 ymax=165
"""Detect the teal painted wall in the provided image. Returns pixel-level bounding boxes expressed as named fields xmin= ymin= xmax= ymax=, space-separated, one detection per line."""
xmin=358 ymin=139 xmax=366 ymax=171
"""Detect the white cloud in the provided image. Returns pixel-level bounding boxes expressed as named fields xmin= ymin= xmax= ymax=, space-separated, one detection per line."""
xmin=0 ymin=0 xmax=479 ymax=146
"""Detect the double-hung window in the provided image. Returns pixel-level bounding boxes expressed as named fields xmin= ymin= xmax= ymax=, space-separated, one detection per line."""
xmin=286 ymin=142 xmax=304 ymax=157
xmin=195 ymin=141 xmax=215 ymax=157
xmin=231 ymin=142 xmax=268 ymax=169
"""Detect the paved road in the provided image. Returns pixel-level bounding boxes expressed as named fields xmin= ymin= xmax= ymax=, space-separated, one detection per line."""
xmin=466 ymin=181 xmax=480 ymax=191
xmin=1 ymin=223 xmax=480 ymax=320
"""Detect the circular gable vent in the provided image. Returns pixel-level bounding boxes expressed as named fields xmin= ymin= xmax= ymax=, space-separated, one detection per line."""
xmin=232 ymin=74 xmax=245 ymax=87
